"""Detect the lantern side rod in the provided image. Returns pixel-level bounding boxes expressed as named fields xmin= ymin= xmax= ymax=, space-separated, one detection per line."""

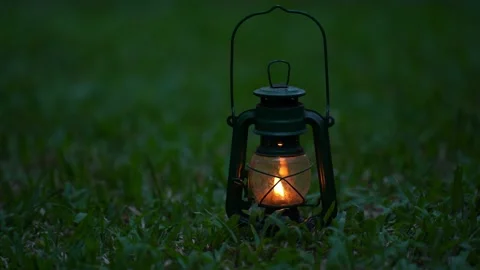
xmin=304 ymin=109 xmax=337 ymax=226
xmin=229 ymin=5 xmax=331 ymax=122
xmin=226 ymin=110 xmax=256 ymax=218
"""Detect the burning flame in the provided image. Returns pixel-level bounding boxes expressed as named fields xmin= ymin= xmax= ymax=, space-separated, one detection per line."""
xmin=273 ymin=158 xmax=289 ymax=198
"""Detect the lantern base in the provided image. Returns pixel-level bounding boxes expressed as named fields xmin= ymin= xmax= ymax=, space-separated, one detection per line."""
xmin=264 ymin=206 xmax=302 ymax=223
xmin=236 ymin=205 xmax=324 ymax=237
xmin=260 ymin=206 xmax=317 ymax=235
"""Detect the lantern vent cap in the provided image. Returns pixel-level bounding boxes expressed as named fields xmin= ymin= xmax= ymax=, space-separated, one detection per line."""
xmin=253 ymin=59 xmax=306 ymax=98
xmin=253 ymin=86 xmax=306 ymax=98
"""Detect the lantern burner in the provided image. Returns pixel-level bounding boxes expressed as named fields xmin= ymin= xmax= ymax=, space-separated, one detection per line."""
xmin=255 ymin=135 xmax=304 ymax=156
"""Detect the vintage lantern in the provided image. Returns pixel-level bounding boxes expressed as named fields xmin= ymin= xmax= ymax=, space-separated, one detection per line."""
xmin=226 ymin=5 xmax=338 ymax=228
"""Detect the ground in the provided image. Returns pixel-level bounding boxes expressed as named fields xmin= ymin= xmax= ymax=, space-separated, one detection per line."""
xmin=0 ymin=1 xmax=479 ymax=269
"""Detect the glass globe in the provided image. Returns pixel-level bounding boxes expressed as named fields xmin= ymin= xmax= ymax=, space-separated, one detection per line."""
xmin=248 ymin=153 xmax=311 ymax=207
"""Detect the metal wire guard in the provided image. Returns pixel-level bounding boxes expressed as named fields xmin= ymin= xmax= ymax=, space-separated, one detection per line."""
xmin=229 ymin=5 xmax=331 ymax=121
xmin=246 ymin=163 xmax=313 ymax=206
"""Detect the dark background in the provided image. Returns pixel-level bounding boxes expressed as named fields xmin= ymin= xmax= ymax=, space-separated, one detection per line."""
xmin=1 ymin=0 xmax=479 ymax=268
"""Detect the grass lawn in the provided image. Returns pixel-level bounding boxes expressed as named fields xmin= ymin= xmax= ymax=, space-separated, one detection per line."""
xmin=1 ymin=1 xmax=479 ymax=269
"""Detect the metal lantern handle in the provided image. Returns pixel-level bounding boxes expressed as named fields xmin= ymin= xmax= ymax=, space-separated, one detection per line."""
xmin=229 ymin=5 xmax=331 ymax=121
xmin=267 ymin=60 xmax=291 ymax=88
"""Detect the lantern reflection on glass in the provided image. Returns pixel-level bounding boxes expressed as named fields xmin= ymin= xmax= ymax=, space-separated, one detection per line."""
xmin=225 ymin=5 xmax=338 ymax=228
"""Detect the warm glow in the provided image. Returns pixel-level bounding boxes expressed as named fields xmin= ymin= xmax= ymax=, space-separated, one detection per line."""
xmin=272 ymin=158 xmax=288 ymax=198
xmin=273 ymin=177 xmax=285 ymax=197
xmin=277 ymin=142 xmax=283 ymax=147
xmin=248 ymin=154 xmax=311 ymax=207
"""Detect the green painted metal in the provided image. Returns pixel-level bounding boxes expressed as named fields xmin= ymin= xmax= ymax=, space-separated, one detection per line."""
xmin=253 ymin=86 xmax=305 ymax=99
xmin=254 ymin=102 xmax=306 ymax=137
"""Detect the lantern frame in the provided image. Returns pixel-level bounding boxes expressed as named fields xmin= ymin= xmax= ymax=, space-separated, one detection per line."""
xmin=225 ymin=5 xmax=338 ymax=228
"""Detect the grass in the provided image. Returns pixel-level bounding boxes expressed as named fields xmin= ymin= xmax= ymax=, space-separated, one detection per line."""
xmin=0 ymin=1 xmax=479 ymax=269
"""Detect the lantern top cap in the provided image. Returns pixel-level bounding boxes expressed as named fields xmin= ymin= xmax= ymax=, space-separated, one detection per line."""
xmin=253 ymin=59 xmax=306 ymax=98
xmin=253 ymin=85 xmax=306 ymax=98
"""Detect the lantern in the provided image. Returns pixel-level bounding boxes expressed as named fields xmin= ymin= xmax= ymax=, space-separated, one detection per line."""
xmin=225 ymin=5 xmax=338 ymax=228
